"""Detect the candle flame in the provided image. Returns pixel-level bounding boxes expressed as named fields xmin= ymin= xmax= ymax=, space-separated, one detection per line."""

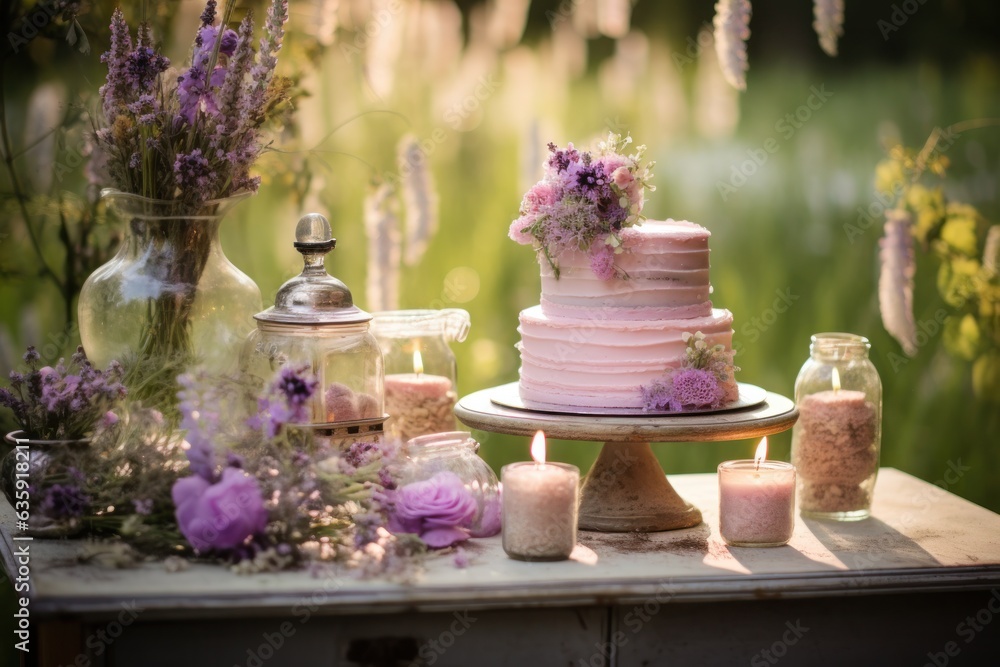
xmin=754 ymin=437 xmax=768 ymax=470
xmin=413 ymin=349 xmax=424 ymax=375
xmin=831 ymin=366 xmax=841 ymax=392
xmin=531 ymin=430 xmax=546 ymax=465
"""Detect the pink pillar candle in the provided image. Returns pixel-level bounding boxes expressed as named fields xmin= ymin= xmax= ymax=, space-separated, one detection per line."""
xmin=501 ymin=461 xmax=580 ymax=561
xmin=384 ymin=373 xmax=457 ymax=441
xmin=718 ymin=460 xmax=796 ymax=547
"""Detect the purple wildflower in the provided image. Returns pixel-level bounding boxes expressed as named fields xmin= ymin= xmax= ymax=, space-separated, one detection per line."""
xmin=41 ymin=484 xmax=89 ymax=519
xmin=453 ymin=547 xmax=469 ymax=569
xmin=213 ymin=16 xmax=255 ymax=142
xmin=99 ymin=9 xmax=133 ymax=121
xmin=241 ymin=0 xmax=288 ymax=132
xmin=132 ymin=498 xmax=154 ymax=515
xmin=178 ymin=372 xmax=224 ymax=481
xmin=253 ymin=365 xmax=318 ymax=438
xmin=173 ymin=149 xmax=215 ymax=197
xmin=23 ymin=346 xmax=40 ymax=363
xmin=123 ymin=45 xmax=169 ymax=93
xmin=199 ymin=0 xmax=217 ymax=28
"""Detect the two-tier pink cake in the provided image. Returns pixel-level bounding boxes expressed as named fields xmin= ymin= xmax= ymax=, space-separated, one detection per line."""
xmin=516 ymin=219 xmax=737 ymax=411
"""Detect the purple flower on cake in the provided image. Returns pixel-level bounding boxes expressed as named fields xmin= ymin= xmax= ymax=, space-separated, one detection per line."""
xmin=172 ymin=467 xmax=268 ymax=552
xmin=388 ymin=472 xmax=478 ymax=548
xmin=508 ymin=133 xmax=655 ymax=279
xmin=641 ymin=331 xmax=739 ymax=412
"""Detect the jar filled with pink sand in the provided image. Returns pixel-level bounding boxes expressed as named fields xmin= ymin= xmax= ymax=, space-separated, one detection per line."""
xmin=791 ymin=333 xmax=882 ymax=521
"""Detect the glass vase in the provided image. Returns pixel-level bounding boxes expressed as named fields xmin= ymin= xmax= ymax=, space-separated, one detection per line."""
xmin=400 ymin=431 xmax=501 ymax=537
xmin=78 ymin=189 xmax=262 ymax=376
xmin=1 ymin=430 xmax=88 ymax=537
xmin=791 ymin=333 xmax=882 ymax=521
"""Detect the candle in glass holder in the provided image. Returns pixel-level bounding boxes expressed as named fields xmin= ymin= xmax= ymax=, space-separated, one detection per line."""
xmin=718 ymin=438 xmax=796 ymax=547
xmin=502 ymin=431 xmax=580 ymax=561
xmin=384 ymin=349 xmax=457 ymax=440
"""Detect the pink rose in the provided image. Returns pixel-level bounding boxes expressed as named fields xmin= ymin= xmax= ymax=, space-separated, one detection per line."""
xmin=172 ymin=467 xmax=268 ymax=552
xmin=611 ymin=166 xmax=633 ymax=189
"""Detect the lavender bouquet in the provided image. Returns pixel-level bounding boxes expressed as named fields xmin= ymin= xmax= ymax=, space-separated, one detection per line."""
xmin=508 ymin=133 xmax=655 ymax=279
xmin=0 ymin=346 xmax=125 ymax=440
xmin=93 ymin=0 xmax=289 ymax=368
xmin=98 ymin=0 xmax=289 ymax=204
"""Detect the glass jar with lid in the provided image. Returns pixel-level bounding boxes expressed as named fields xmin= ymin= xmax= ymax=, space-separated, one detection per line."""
xmin=400 ymin=431 xmax=501 ymax=537
xmin=241 ymin=214 xmax=384 ymax=434
xmin=790 ymin=333 xmax=882 ymax=521
xmin=371 ymin=309 xmax=470 ymax=441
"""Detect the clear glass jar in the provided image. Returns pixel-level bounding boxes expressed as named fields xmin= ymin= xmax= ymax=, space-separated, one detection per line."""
xmin=371 ymin=309 xmax=470 ymax=440
xmin=401 ymin=431 xmax=501 ymax=537
xmin=241 ymin=214 xmax=384 ymax=425
xmin=791 ymin=333 xmax=882 ymax=521
xmin=79 ymin=189 xmax=261 ymax=374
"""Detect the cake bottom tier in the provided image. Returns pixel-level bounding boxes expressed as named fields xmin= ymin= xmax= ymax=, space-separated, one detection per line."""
xmin=517 ymin=305 xmax=735 ymax=410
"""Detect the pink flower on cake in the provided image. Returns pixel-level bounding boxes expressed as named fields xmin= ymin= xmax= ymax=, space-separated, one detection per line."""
xmin=589 ymin=243 xmax=617 ymax=281
xmin=508 ymin=133 xmax=655 ymax=279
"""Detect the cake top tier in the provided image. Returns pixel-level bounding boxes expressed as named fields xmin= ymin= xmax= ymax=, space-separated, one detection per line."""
xmin=619 ymin=219 xmax=710 ymax=253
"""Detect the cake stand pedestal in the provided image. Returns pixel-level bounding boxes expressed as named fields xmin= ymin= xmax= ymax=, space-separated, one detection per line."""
xmin=455 ymin=383 xmax=798 ymax=533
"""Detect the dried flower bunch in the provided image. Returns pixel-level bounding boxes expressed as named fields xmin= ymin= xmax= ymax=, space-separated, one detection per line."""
xmin=640 ymin=332 xmax=739 ymax=412
xmin=0 ymin=346 xmax=126 ymax=440
xmin=508 ymin=133 xmax=655 ymax=280
xmin=97 ymin=0 xmax=290 ymax=206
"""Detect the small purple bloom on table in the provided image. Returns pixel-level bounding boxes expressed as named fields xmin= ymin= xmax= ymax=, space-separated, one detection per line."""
xmin=389 ymin=472 xmax=477 ymax=549
xmin=254 ymin=365 xmax=318 ymax=438
xmin=172 ymin=467 xmax=268 ymax=552
xmin=132 ymin=498 xmax=153 ymax=515
xmin=41 ymin=484 xmax=89 ymax=519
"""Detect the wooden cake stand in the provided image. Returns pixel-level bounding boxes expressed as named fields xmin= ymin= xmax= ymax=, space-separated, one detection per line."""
xmin=455 ymin=382 xmax=799 ymax=533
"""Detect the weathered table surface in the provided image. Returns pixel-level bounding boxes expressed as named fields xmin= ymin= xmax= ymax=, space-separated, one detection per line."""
xmin=4 ymin=468 xmax=1000 ymax=666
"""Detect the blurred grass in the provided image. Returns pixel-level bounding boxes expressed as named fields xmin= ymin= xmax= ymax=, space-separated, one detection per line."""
xmin=2 ymin=61 xmax=999 ymax=514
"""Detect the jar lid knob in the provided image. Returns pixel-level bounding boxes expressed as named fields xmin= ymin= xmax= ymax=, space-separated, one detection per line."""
xmin=294 ymin=213 xmax=336 ymax=251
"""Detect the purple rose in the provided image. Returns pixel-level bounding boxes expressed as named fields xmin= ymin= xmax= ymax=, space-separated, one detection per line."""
xmin=389 ymin=472 xmax=477 ymax=548
xmin=172 ymin=467 xmax=268 ymax=552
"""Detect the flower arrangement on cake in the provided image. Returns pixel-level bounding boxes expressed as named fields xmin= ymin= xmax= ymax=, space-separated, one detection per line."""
xmin=640 ymin=332 xmax=739 ymax=412
xmin=508 ymin=133 xmax=655 ymax=279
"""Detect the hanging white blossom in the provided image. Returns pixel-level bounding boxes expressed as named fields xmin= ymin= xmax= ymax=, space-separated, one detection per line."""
xmin=364 ymin=181 xmax=401 ymax=312
xmin=983 ymin=225 xmax=1000 ymax=276
xmin=398 ymin=135 xmax=439 ymax=267
xmin=813 ymin=0 xmax=844 ymax=57
xmin=713 ymin=0 xmax=752 ymax=91
xmin=879 ymin=209 xmax=918 ymax=356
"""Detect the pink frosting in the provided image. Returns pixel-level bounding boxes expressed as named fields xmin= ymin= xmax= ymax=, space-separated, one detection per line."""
xmin=517 ymin=219 xmax=737 ymax=410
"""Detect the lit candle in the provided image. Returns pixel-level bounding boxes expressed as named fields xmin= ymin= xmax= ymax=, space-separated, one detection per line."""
xmin=502 ymin=431 xmax=580 ymax=561
xmin=792 ymin=367 xmax=879 ymax=518
xmin=384 ymin=348 xmax=457 ymax=441
xmin=718 ymin=438 xmax=796 ymax=547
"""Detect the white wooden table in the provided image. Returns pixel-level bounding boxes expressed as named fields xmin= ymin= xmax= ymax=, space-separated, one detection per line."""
xmin=4 ymin=468 xmax=1000 ymax=666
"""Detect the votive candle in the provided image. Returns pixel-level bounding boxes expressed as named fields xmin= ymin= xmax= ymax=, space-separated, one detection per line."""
xmin=718 ymin=460 xmax=796 ymax=547
xmin=502 ymin=460 xmax=580 ymax=561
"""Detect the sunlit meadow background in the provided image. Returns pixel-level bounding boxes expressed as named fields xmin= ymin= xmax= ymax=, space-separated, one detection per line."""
xmin=1 ymin=0 xmax=999 ymax=522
